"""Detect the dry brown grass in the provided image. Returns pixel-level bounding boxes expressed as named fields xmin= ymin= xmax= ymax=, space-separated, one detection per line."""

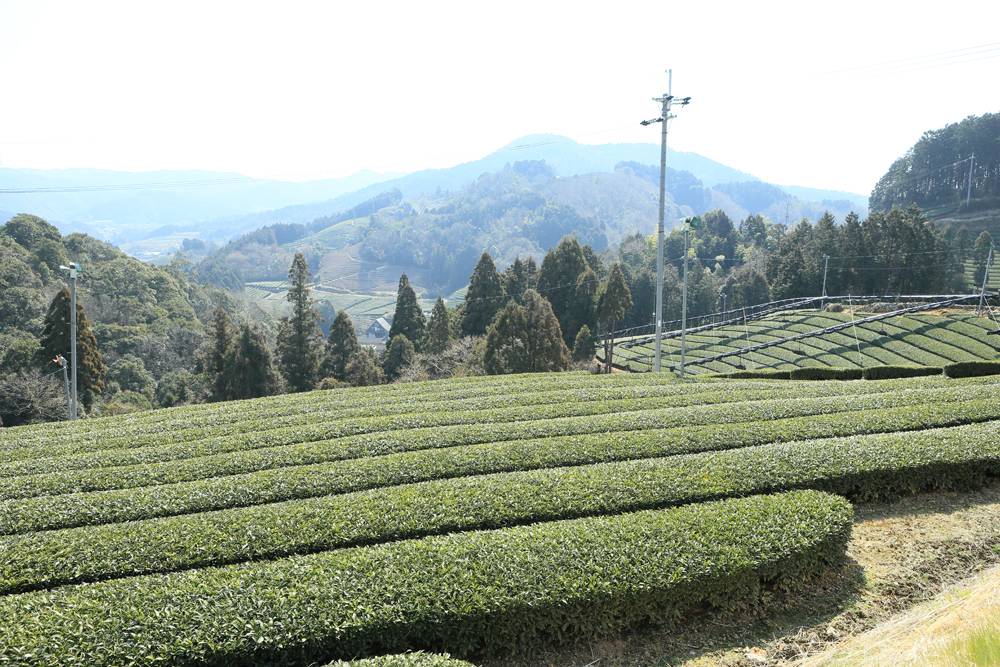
xmin=483 ymin=479 xmax=1000 ymax=667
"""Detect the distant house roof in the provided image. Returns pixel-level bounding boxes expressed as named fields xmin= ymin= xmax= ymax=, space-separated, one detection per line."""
xmin=358 ymin=336 xmax=387 ymax=351
xmin=366 ymin=317 xmax=391 ymax=339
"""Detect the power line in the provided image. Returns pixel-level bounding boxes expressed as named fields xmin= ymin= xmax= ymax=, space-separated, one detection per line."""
xmin=813 ymin=41 xmax=1000 ymax=81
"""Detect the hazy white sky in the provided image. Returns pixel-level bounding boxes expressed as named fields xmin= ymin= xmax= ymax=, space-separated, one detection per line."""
xmin=1 ymin=0 xmax=998 ymax=197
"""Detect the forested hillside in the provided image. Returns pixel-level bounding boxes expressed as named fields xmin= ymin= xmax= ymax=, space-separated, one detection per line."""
xmin=870 ymin=112 xmax=1000 ymax=215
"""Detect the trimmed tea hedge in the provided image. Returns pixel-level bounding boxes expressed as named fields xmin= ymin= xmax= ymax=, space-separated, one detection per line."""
xmin=3 ymin=414 xmax=998 ymax=593
xmin=0 ymin=490 xmax=851 ymax=665
xmin=790 ymin=367 xmax=863 ymax=381
xmin=725 ymin=370 xmax=791 ymax=379
xmin=3 ymin=386 xmax=995 ymax=533
xmin=322 ymin=654 xmax=475 ymax=667
xmin=943 ymin=360 xmax=1000 ymax=378
xmin=861 ymin=365 xmax=942 ymax=380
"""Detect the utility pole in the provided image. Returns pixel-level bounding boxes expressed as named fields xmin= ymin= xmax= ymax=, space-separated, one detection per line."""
xmin=59 ymin=262 xmax=79 ymax=420
xmin=821 ymin=254 xmax=830 ymax=310
xmin=720 ymin=292 xmax=727 ymax=320
xmin=55 ymin=355 xmax=71 ymax=420
xmin=640 ymin=69 xmax=690 ymax=373
xmin=967 ymin=153 xmax=975 ymax=208
xmin=978 ymin=241 xmax=993 ymax=318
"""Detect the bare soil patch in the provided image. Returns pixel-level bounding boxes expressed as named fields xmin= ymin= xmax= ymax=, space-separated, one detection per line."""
xmin=484 ymin=480 xmax=1000 ymax=667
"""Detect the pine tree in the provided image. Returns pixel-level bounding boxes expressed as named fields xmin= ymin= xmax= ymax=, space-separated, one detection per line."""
xmin=218 ymin=322 xmax=282 ymax=400
xmin=37 ymin=287 xmax=105 ymax=412
xmin=461 ymin=252 xmax=505 ymax=337
xmin=388 ymin=273 xmax=426 ymax=350
xmin=424 ymin=295 xmax=452 ymax=354
xmin=596 ymin=263 xmax=632 ymax=373
xmin=276 ymin=252 xmax=325 ymax=392
xmin=322 ymin=310 xmax=359 ymax=382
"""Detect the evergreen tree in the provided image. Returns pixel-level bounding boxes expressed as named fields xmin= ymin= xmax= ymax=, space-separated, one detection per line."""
xmin=501 ymin=256 xmax=528 ymax=304
xmin=382 ymin=334 xmax=415 ymax=381
xmin=322 ymin=310 xmax=359 ymax=382
xmin=207 ymin=306 xmax=236 ymax=397
xmin=424 ymin=295 xmax=452 ymax=354
xmin=37 ymin=287 xmax=105 ymax=412
xmin=388 ymin=273 xmax=426 ymax=350
xmin=276 ymin=252 xmax=325 ymax=392
xmin=347 ymin=347 xmax=384 ymax=387
xmin=536 ymin=236 xmax=596 ymax=347
xmin=572 ymin=324 xmax=594 ymax=363
xmin=461 ymin=252 xmax=505 ymax=337
xmin=218 ymin=322 xmax=281 ymax=400
xmin=484 ymin=290 xmax=569 ymax=375
xmin=596 ymin=263 xmax=632 ymax=374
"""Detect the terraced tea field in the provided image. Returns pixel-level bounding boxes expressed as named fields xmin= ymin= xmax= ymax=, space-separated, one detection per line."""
xmin=613 ymin=310 xmax=1000 ymax=373
xmin=3 ymin=370 xmax=1000 ymax=666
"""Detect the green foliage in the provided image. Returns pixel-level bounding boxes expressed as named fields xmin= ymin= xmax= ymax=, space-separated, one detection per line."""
xmin=861 ymin=365 xmax=942 ymax=380
xmin=943 ymin=361 xmax=1000 ymax=378
xmin=0 ymin=490 xmax=850 ymax=663
xmin=348 ymin=347 xmax=384 ymax=387
xmin=37 ymin=287 xmax=105 ymax=411
xmin=424 ymin=296 xmax=452 ymax=355
xmin=322 ymin=310 xmax=359 ymax=382
xmin=276 ymin=252 xmax=325 ymax=393
xmin=572 ymin=324 xmax=594 ymax=362
xmin=322 ymin=653 xmax=474 ymax=667
xmin=0 ymin=339 xmax=40 ymax=375
xmin=460 ymin=253 xmax=505 ymax=337
xmin=483 ymin=290 xmax=569 ymax=375
xmin=218 ymin=322 xmax=282 ymax=400
xmin=0 ymin=214 xmax=61 ymax=251
xmin=383 ymin=334 xmax=415 ymax=381
xmin=790 ymin=367 xmax=863 ymax=381
xmin=724 ymin=369 xmax=791 ymax=379
xmin=536 ymin=236 xmax=597 ymax=347
xmin=389 ymin=273 xmax=427 ymax=350
xmin=597 ymin=263 xmax=632 ymax=372
xmin=107 ymin=354 xmax=156 ymax=394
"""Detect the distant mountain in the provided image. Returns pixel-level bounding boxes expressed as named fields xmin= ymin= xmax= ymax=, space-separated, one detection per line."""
xmin=0 ymin=168 xmax=402 ymax=241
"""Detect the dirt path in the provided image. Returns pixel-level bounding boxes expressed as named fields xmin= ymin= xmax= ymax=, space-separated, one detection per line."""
xmin=485 ymin=480 xmax=1000 ymax=667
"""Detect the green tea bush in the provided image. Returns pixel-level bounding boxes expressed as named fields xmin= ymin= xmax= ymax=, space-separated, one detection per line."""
xmin=944 ymin=361 xmax=1000 ymax=378
xmin=5 ymin=402 xmax=1000 ymax=592
xmin=0 ymin=491 xmax=851 ymax=665
xmin=322 ymin=654 xmax=475 ymax=667
xmin=790 ymin=367 xmax=863 ymax=381
xmin=861 ymin=365 xmax=942 ymax=380
xmin=725 ymin=370 xmax=791 ymax=380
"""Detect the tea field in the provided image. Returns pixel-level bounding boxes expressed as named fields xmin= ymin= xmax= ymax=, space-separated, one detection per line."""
xmin=612 ymin=310 xmax=1000 ymax=373
xmin=3 ymin=369 xmax=1000 ymax=665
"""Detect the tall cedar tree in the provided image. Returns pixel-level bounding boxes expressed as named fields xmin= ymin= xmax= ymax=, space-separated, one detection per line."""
xmin=207 ymin=306 xmax=236 ymax=398
xmin=483 ymin=289 xmax=569 ymax=375
xmin=461 ymin=252 xmax=505 ymax=337
xmin=322 ymin=310 xmax=359 ymax=382
xmin=974 ymin=231 xmax=994 ymax=286
xmin=596 ymin=263 xmax=633 ymax=373
xmin=219 ymin=322 xmax=281 ymax=400
xmin=347 ymin=347 xmax=384 ymax=387
xmin=388 ymin=274 xmax=426 ymax=350
xmin=502 ymin=257 xmax=528 ymax=304
xmin=38 ymin=287 xmax=105 ymax=412
xmin=536 ymin=236 xmax=597 ymax=347
xmin=424 ymin=296 xmax=452 ymax=354
xmin=276 ymin=252 xmax=325 ymax=392
xmin=572 ymin=324 xmax=594 ymax=363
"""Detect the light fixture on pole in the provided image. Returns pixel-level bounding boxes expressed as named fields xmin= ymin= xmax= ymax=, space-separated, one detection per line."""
xmin=640 ymin=69 xmax=690 ymax=373
xmin=679 ymin=216 xmax=700 ymax=377
xmin=59 ymin=262 xmax=80 ymax=420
